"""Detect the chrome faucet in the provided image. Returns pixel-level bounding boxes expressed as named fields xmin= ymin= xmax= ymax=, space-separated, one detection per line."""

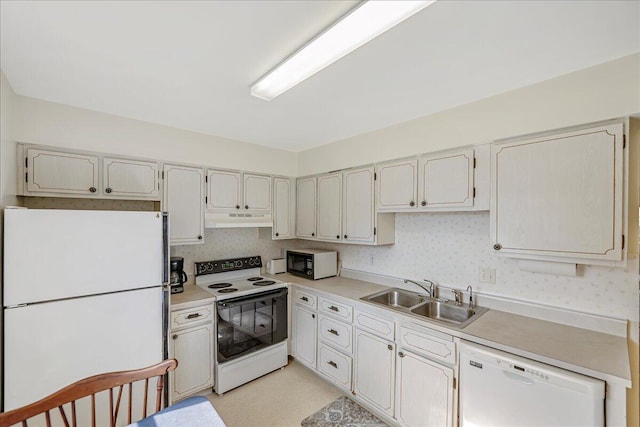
xmin=466 ymin=285 xmax=474 ymax=309
xmin=404 ymin=279 xmax=436 ymax=298
xmin=451 ymin=289 xmax=463 ymax=306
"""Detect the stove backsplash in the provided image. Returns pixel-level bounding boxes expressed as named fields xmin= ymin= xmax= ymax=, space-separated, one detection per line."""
xmin=170 ymin=228 xmax=306 ymax=285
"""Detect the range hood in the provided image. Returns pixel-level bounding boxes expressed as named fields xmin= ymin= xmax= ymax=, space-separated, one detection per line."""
xmin=205 ymin=212 xmax=273 ymax=229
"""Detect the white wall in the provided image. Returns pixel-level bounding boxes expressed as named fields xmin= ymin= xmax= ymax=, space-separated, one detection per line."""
xmin=298 ymin=53 xmax=640 ymax=176
xmin=13 ymin=96 xmax=298 ymax=177
xmin=1 ymin=71 xmax=18 ymax=208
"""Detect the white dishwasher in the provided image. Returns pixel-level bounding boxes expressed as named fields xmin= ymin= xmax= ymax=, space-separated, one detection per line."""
xmin=459 ymin=341 xmax=604 ymax=427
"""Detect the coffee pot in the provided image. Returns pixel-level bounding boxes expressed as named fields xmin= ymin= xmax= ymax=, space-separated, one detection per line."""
xmin=169 ymin=256 xmax=187 ymax=294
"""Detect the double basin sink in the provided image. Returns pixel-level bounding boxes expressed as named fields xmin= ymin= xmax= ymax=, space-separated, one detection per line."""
xmin=361 ymin=288 xmax=488 ymax=329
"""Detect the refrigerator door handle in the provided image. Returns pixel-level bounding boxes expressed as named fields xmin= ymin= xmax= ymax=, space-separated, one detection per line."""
xmin=162 ymin=212 xmax=169 ymax=284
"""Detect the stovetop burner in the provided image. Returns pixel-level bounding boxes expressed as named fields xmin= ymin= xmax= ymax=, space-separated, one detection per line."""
xmin=208 ymin=283 xmax=233 ymax=289
xmin=218 ymin=288 xmax=238 ymax=293
xmin=246 ymin=277 xmax=264 ymax=282
xmin=253 ymin=280 xmax=276 ymax=286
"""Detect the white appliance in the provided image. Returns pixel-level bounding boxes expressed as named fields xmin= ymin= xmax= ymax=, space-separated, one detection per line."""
xmin=204 ymin=211 xmax=272 ymax=228
xmin=459 ymin=341 xmax=605 ymax=427
xmin=266 ymin=258 xmax=286 ymax=275
xmin=286 ymin=249 xmax=337 ymax=280
xmin=195 ymin=256 xmax=288 ymax=394
xmin=3 ymin=208 xmax=168 ymax=414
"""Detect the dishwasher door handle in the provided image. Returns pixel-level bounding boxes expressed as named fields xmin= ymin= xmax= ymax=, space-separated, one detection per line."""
xmin=502 ymin=369 xmax=535 ymax=385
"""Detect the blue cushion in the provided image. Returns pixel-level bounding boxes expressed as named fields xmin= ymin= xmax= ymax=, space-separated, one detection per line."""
xmin=127 ymin=396 xmax=226 ymax=427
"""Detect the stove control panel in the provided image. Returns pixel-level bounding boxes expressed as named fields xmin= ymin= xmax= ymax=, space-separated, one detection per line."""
xmin=195 ymin=256 xmax=262 ymax=276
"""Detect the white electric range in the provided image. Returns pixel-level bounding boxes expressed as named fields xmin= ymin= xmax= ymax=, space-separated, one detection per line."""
xmin=194 ymin=256 xmax=288 ymax=394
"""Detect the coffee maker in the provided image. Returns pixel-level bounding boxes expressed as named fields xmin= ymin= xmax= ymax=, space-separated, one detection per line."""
xmin=169 ymin=256 xmax=187 ymax=294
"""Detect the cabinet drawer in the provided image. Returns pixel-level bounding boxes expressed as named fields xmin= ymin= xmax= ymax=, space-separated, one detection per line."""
xmin=294 ymin=289 xmax=317 ymax=310
xmin=318 ymin=343 xmax=352 ymax=390
xmin=170 ymin=304 xmax=214 ymax=330
xmin=399 ymin=324 xmax=455 ymax=365
xmin=354 ymin=308 xmax=395 ymax=340
xmin=319 ymin=297 xmax=353 ymax=322
xmin=319 ymin=315 xmax=353 ymax=354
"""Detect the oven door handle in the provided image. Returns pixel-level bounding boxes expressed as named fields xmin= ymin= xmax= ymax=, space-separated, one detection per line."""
xmin=217 ymin=288 xmax=287 ymax=308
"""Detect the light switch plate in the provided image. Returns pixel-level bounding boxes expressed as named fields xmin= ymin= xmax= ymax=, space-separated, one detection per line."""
xmin=479 ymin=267 xmax=496 ymax=284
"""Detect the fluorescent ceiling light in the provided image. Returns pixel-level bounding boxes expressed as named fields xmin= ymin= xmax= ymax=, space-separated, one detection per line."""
xmin=251 ymin=0 xmax=436 ymax=101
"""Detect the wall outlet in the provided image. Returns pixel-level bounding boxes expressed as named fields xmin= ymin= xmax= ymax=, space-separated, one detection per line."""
xmin=479 ymin=267 xmax=496 ymax=284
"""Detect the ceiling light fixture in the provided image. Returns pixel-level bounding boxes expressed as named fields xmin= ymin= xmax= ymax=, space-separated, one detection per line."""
xmin=251 ymin=0 xmax=436 ymax=101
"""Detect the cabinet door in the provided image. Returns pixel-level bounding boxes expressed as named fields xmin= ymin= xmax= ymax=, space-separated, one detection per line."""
xmin=164 ymin=164 xmax=204 ymax=245
xmin=491 ymin=123 xmax=625 ymax=263
xmin=272 ymin=177 xmax=294 ymax=239
xmin=353 ymin=329 xmax=395 ymax=416
xmin=316 ymin=173 xmax=342 ymax=241
xmin=169 ymin=323 xmax=214 ymax=401
xmin=395 ymin=350 xmax=454 ymax=427
xmin=419 ymin=148 xmax=474 ymax=209
xmin=103 ymin=157 xmax=160 ymax=200
xmin=296 ymin=177 xmax=317 ymax=238
xmin=343 ymin=166 xmax=375 ymax=243
xmin=376 ymin=159 xmax=418 ymax=210
xmin=293 ymin=306 xmax=317 ymax=368
xmin=26 ymin=148 xmax=99 ymax=195
xmin=244 ymin=173 xmax=272 ymax=212
xmin=207 ymin=169 xmax=242 ymax=211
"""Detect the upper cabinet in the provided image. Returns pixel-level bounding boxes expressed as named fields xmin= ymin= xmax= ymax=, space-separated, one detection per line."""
xmin=491 ymin=122 xmax=626 ymax=266
xmin=163 ymin=164 xmax=205 ymax=246
xmin=19 ymin=144 xmax=161 ymax=201
xmin=296 ymin=166 xmax=394 ymax=246
xmin=316 ymin=173 xmax=343 ymax=241
xmin=102 ymin=157 xmax=160 ymax=199
xmin=206 ymin=169 xmax=272 ymax=213
xmin=419 ymin=148 xmax=474 ymax=209
xmin=377 ymin=145 xmax=489 ymax=212
xmin=376 ymin=159 xmax=419 ymax=210
xmin=272 ymin=177 xmax=295 ymax=239
xmin=296 ymin=177 xmax=317 ymax=238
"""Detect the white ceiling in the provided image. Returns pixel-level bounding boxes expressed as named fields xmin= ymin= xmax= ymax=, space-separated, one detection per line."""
xmin=1 ymin=1 xmax=638 ymax=152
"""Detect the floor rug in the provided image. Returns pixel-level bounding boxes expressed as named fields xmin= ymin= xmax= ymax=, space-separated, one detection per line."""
xmin=300 ymin=395 xmax=388 ymax=427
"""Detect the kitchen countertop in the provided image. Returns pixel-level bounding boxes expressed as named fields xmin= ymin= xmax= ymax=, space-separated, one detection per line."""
xmin=170 ymin=285 xmax=215 ymax=310
xmin=275 ymin=273 xmax=631 ymax=387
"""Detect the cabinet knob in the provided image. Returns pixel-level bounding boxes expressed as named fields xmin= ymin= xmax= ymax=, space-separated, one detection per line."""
xmin=172 ymin=334 xmax=178 ymax=340
xmin=311 ymin=233 xmax=315 ymax=237
xmin=105 ymin=187 xmax=113 ymax=194
xmin=398 ymin=352 xmax=405 ymax=358
xmin=409 ymin=201 xmax=415 ymax=207
xmin=336 ymin=235 xmax=340 ymax=239
xmin=387 ymin=344 xmax=393 ymax=351
xmin=198 ymin=235 xmax=203 ymax=240
xmin=312 ymin=314 xmax=315 ymax=319
xmin=236 ymin=205 xmax=240 ymax=209
xmin=421 ymin=201 xmax=426 ymax=206
xmin=344 ymin=235 xmax=348 ymax=239
xmin=89 ymin=187 xmax=97 ymax=193
xmin=275 ymin=232 xmax=279 ymax=237
xmin=245 ymin=205 xmax=249 ymax=209
xmin=493 ymin=243 xmax=502 ymax=250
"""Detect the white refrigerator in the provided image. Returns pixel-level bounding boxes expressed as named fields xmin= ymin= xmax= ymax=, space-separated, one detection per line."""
xmin=3 ymin=208 xmax=169 ymax=414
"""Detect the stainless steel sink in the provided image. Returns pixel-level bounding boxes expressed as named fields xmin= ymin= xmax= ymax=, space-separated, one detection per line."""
xmin=361 ymin=288 xmax=488 ymax=328
xmin=364 ymin=288 xmax=426 ymax=308
xmin=410 ymin=300 xmax=482 ymax=326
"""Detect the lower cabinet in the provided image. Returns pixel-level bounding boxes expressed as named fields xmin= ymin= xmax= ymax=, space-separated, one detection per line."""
xmin=293 ymin=305 xmax=317 ymax=368
xmin=169 ymin=303 xmax=215 ymax=402
xmin=353 ymin=329 xmax=396 ymax=417
xmin=395 ymin=350 xmax=454 ymax=427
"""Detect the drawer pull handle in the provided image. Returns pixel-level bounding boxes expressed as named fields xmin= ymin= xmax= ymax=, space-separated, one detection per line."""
xmin=327 ymin=361 xmax=338 ymax=369
xmin=398 ymin=352 xmax=405 ymax=358
xmin=186 ymin=313 xmax=201 ymax=319
xmin=328 ymin=329 xmax=339 ymax=336
xmin=329 ymin=306 xmax=339 ymax=312
xmin=300 ymin=296 xmax=309 ymax=302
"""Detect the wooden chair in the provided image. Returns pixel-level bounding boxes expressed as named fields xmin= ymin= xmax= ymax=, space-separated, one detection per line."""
xmin=1 ymin=359 xmax=178 ymax=427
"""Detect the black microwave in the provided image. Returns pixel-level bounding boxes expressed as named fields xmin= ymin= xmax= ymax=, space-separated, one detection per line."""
xmin=286 ymin=249 xmax=337 ymax=280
